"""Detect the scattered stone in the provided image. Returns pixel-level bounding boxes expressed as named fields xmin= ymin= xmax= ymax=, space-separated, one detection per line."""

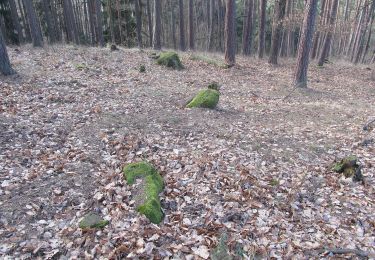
xmin=332 ymin=156 xmax=363 ymax=182
xmin=139 ymin=65 xmax=146 ymax=73
xmin=79 ymin=212 xmax=109 ymax=229
xmin=186 ymin=89 xmax=220 ymax=109
xmin=156 ymin=52 xmax=183 ymax=70
xmin=123 ymin=162 xmax=164 ymax=224
xmin=110 ymin=44 xmax=118 ymax=51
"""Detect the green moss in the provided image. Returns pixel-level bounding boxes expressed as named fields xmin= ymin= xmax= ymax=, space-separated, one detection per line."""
xmin=211 ymin=233 xmax=233 ymax=260
xmin=156 ymin=52 xmax=183 ymax=70
xmin=332 ymin=155 xmax=357 ymax=173
xmin=75 ymin=63 xmax=87 ymax=70
xmin=79 ymin=213 xmax=109 ymax=229
xmin=186 ymin=89 xmax=220 ymax=109
xmin=270 ymin=179 xmax=279 ymax=186
xmin=123 ymin=162 xmax=164 ymax=224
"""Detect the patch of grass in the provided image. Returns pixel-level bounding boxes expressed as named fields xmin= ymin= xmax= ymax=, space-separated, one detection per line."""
xmin=75 ymin=63 xmax=87 ymax=70
xmin=270 ymin=179 xmax=280 ymax=186
xmin=190 ymin=54 xmax=229 ymax=68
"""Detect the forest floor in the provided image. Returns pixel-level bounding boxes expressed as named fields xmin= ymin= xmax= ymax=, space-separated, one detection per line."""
xmin=0 ymin=45 xmax=375 ymax=259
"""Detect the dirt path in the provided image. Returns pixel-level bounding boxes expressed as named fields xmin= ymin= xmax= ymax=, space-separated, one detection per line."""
xmin=0 ymin=45 xmax=374 ymax=258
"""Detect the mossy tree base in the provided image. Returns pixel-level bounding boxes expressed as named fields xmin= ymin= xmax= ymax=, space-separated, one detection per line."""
xmin=186 ymin=89 xmax=220 ymax=109
xmin=123 ymin=162 xmax=164 ymax=224
xmin=156 ymin=52 xmax=183 ymax=70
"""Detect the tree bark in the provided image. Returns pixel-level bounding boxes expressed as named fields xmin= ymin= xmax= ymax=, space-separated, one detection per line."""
xmin=9 ymin=0 xmax=23 ymax=44
xmin=153 ymin=0 xmax=162 ymax=50
xmin=42 ymin=0 xmax=57 ymax=43
xmin=188 ymin=0 xmax=194 ymax=50
xmin=225 ymin=0 xmax=236 ymax=66
xmin=269 ymin=0 xmax=287 ymax=64
xmin=95 ymin=0 xmax=104 ymax=47
xmin=178 ymin=0 xmax=186 ymax=51
xmin=317 ymin=0 xmax=339 ymax=66
xmin=294 ymin=0 xmax=318 ymax=88
xmin=242 ymin=0 xmax=254 ymax=55
xmin=258 ymin=0 xmax=267 ymax=58
xmin=23 ymin=0 xmax=43 ymax=47
xmin=146 ymin=0 xmax=153 ymax=47
xmin=134 ymin=0 xmax=142 ymax=48
xmin=0 ymin=29 xmax=15 ymax=75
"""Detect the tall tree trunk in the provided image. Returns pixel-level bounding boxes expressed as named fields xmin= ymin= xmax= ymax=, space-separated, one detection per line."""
xmin=9 ymin=0 xmax=23 ymax=44
xmin=242 ymin=0 xmax=254 ymax=55
xmin=178 ymin=0 xmax=186 ymax=51
xmin=108 ymin=0 xmax=116 ymax=43
xmin=42 ymin=0 xmax=57 ymax=43
xmin=116 ymin=0 xmax=123 ymax=44
xmin=88 ymin=0 xmax=97 ymax=45
xmin=294 ymin=0 xmax=318 ymax=88
xmin=170 ymin=2 xmax=177 ymax=50
xmin=146 ymin=0 xmax=153 ymax=47
xmin=225 ymin=0 xmax=236 ymax=66
xmin=188 ymin=0 xmax=194 ymax=50
xmin=95 ymin=0 xmax=104 ymax=46
xmin=311 ymin=0 xmax=326 ymax=59
xmin=269 ymin=0 xmax=287 ymax=64
xmin=23 ymin=0 xmax=43 ymax=47
xmin=134 ymin=0 xmax=142 ymax=48
xmin=258 ymin=0 xmax=267 ymax=58
xmin=208 ymin=0 xmax=215 ymax=51
xmin=317 ymin=0 xmax=339 ymax=66
xmin=153 ymin=0 xmax=161 ymax=49
xmin=0 ymin=29 xmax=15 ymax=75
xmin=18 ymin=0 xmax=31 ymax=42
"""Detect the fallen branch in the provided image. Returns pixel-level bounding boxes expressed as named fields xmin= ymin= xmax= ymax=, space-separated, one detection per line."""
xmin=312 ymin=247 xmax=375 ymax=258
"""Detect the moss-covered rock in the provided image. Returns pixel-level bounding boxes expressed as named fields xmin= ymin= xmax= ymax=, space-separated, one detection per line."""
xmin=156 ymin=52 xmax=183 ymax=70
xmin=186 ymin=89 xmax=220 ymax=109
xmin=123 ymin=162 xmax=164 ymax=224
xmin=139 ymin=65 xmax=146 ymax=73
xmin=208 ymin=82 xmax=220 ymax=91
xmin=79 ymin=212 xmax=109 ymax=229
xmin=332 ymin=155 xmax=363 ymax=181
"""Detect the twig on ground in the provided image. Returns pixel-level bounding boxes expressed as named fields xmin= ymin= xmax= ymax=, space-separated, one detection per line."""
xmin=310 ymin=247 xmax=375 ymax=258
xmin=363 ymin=118 xmax=375 ymax=131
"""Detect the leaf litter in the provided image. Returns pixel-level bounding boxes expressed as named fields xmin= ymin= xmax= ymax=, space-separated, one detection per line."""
xmin=0 ymin=45 xmax=374 ymax=259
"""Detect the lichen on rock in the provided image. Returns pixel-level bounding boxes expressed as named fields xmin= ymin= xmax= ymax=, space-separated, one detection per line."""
xmin=186 ymin=89 xmax=220 ymax=109
xmin=79 ymin=212 xmax=109 ymax=229
xmin=123 ymin=162 xmax=164 ymax=224
xmin=156 ymin=52 xmax=183 ymax=70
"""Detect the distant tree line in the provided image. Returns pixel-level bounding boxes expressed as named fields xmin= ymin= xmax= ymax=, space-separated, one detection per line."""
xmin=0 ymin=0 xmax=374 ymax=85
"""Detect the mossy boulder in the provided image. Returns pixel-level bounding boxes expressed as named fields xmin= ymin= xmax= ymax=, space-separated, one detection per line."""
xmin=332 ymin=155 xmax=363 ymax=181
xmin=79 ymin=212 xmax=109 ymax=229
xmin=186 ymin=89 xmax=220 ymax=109
xmin=156 ymin=52 xmax=183 ymax=70
xmin=123 ymin=162 xmax=164 ymax=224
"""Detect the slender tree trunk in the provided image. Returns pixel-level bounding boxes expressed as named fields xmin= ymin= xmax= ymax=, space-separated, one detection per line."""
xmin=242 ymin=0 xmax=254 ymax=55
xmin=23 ymin=0 xmax=43 ymax=47
xmin=146 ymin=0 xmax=152 ymax=47
xmin=0 ymin=30 xmax=15 ymax=75
xmin=153 ymin=0 xmax=161 ymax=49
xmin=294 ymin=0 xmax=318 ymax=88
xmin=208 ymin=0 xmax=215 ymax=51
xmin=269 ymin=0 xmax=287 ymax=64
xmin=188 ymin=0 xmax=194 ymax=50
xmin=171 ymin=3 xmax=177 ymax=50
xmin=95 ymin=0 xmax=104 ymax=46
xmin=317 ymin=0 xmax=339 ymax=66
xmin=178 ymin=0 xmax=186 ymax=51
xmin=134 ymin=0 xmax=142 ymax=48
xmin=9 ymin=0 xmax=23 ymax=44
xmin=18 ymin=0 xmax=31 ymax=42
xmin=311 ymin=0 xmax=326 ymax=59
xmin=225 ymin=0 xmax=236 ymax=66
xmin=258 ymin=0 xmax=267 ymax=58
xmin=88 ymin=0 xmax=97 ymax=45
xmin=108 ymin=0 xmax=115 ymax=43
xmin=42 ymin=0 xmax=56 ymax=43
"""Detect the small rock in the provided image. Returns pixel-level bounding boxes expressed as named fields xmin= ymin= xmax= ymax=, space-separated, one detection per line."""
xmin=79 ymin=212 xmax=109 ymax=229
